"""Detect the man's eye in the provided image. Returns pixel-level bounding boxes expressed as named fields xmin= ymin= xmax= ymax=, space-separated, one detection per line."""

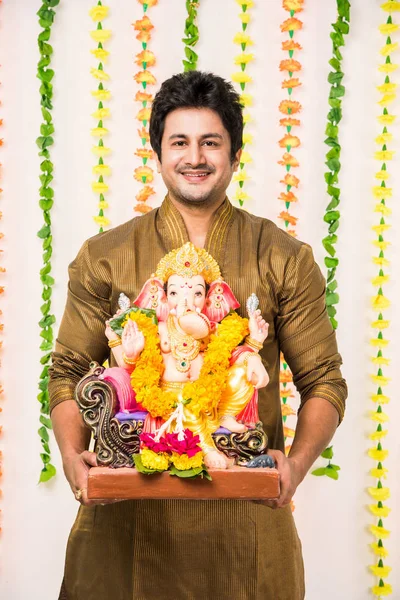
xmin=172 ymin=141 xmax=186 ymax=146
xmin=202 ymin=141 xmax=218 ymax=147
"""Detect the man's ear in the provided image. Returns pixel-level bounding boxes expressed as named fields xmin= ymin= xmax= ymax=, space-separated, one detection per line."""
xmin=155 ymin=153 xmax=162 ymax=173
xmin=232 ymin=148 xmax=242 ymax=171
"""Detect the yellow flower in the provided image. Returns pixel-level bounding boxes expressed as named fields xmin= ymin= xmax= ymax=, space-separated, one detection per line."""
xmin=92 ymin=108 xmax=111 ymax=120
xmin=233 ymin=170 xmax=250 ymax=183
xmin=378 ymin=62 xmax=399 ymax=73
xmin=242 ymin=133 xmax=253 ymax=144
xmin=91 ymin=89 xmax=111 ymax=101
xmin=243 ymin=112 xmax=252 ymax=124
xmin=370 ymin=374 xmax=390 ymax=385
xmin=93 ymin=164 xmax=111 ymax=176
xmin=371 ymin=318 xmax=390 ymax=328
xmin=377 ymin=82 xmax=398 ymax=94
xmin=371 ymin=356 xmax=390 ymax=366
xmin=371 ymin=271 xmax=390 ymax=282
xmin=369 ymin=410 xmax=389 ymax=423
xmin=233 ymin=33 xmax=254 ymax=46
xmin=240 ymin=150 xmax=252 ymax=164
xmin=370 ymin=465 xmax=389 ymax=478
xmin=381 ymin=1 xmax=400 ymax=11
xmin=368 ymin=448 xmax=389 ymax=461
xmin=93 ymin=215 xmax=110 ymax=227
xmin=232 ymin=72 xmax=253 ymax=84
xmin=370 ymin=524 xmax=390 ymax=539
xmin=370 ymin=565 xmax=392 ymax=579
xmin=134 ymin=166 xmax=154 ymax=183
xmin=375 ymin=132 xmax=393 ymax=144
xmin=92 ymin=181 xmax=109 ymax=194
xmin=370 ymin=542 xmax=389 ymax=558
xmin=91 ymin=126 xmax=109 ymax=137
xmin=98 ymin=200 xmax=109 ymax=210
xmin=89 ymin=5 xmax=109 ymax=21
xmin=92 ymin=145 xmax=111 ymax=157
xmin=171 ymin=452 xmax=204 ymax=471
xmin=90 ymin=29 xmax=112 ymax=43
xmin=375 ymin=150 xmax=395 ymax=161
xmin=91 ymin=67 xmax=110 ymax=81
xmin=238 ymin=12 xmax=251 ymax=24
xmin=378 ymin=93 xmax=396 ymax=105
xmin=239 ymin=93 xmax=252 ymax=106
xmin=90 ymin=48 xmax=110 ymax=61
xmin=371 ymin=393 xmax=390 ymax=404
xmin=372 ymin=257 xmax=390 ymax=267
xmin=371 ymin=295 xmax=390 ymax=310
xmin=141 ymin=448 xmax=169 ymax=471
xmin=236 ymin=0 xmax=254 ymax=6
xmin=377 ymin=112 xmax=396 ymax=123
xmin=232 ymin=190 xmax=251 ymax=204
xmin=379 ymin=23 xmax=399 ymax=34
xmin=373 ymin=241 xmax=390 ymax=251
xmin=138 ymin=0 xmax=158 ymax=5
xmin=234 ymin=53 xmax=255 ymax=65
xmin=374 ymin=204 xmax=392 ymax=215
xmin=372 ymin=186 xmax=392 ymax=198
xmin=368 ymin=486 xmax=390 ymax=501
xmin=369 ymin=429 xmax=388 ymax=441
xmin=369 ymin=504 xmax=391 ymax=518
xmin=380 ymin=42 xmax=399 ymax=56
xmin=375 ymin=170 xmax=390 ymax=180
xmin=372 ymin=583 xmax=392 ymax=597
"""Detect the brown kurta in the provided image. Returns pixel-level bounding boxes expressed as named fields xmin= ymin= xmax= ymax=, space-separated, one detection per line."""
xmin=50 ymin=196 xmax=347 ymax=600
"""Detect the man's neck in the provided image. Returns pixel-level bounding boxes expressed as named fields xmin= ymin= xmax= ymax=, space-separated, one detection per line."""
xmin=168 ymin=195 xmax=226 ymax=249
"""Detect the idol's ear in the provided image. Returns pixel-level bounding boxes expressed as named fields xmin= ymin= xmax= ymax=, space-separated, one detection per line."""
xmin=133 ymin=277 xmax=169 ymax=321
xmin=203 ymin=279 xmax=240 ymax=322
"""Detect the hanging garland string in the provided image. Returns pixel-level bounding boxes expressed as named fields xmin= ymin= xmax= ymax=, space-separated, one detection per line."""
xmin=0 ymin=0 xmax=4 ymax=522
xmin=182 ymin=1 xmax=200 ymax=71
xmin=277 ymin=0 xmax=304 ymax=455
xmin=232 ymin=0 xmax=254 ymax=207
xmin=133 ymin=0 xmax=158 ymax=215
xmin=311 ymin=0 xmax=350 ymax=481
xmin=367 ymin=3 xmax=399 ymax=597
xmin=36 ymin=0 xmax=60 ymax=483
xmin=90 ymin=1 xmax=112 ymax=233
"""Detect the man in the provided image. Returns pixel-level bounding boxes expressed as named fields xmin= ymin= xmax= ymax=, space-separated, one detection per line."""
xmin=50 ymin=71 xmax=347 ymax=600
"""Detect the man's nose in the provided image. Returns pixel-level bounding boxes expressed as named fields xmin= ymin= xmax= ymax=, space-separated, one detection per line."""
xmin=185 ymin=143 xmax=205 ymax=167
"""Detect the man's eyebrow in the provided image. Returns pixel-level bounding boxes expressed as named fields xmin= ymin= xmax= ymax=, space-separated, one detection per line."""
xmin=168 ymin=133 xmax=223 ymax=141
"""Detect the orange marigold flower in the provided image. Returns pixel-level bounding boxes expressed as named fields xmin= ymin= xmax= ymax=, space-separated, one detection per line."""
xmin=280 ymin=173 xmax=300 ymax=187
xmin=281 ymin=17 xmax=303 ymax=32
xmin=279 ymin=191 xmax=298 ymax=203
xmin=136 ymin=186 xmax=156 ymax=202
xmin=136 ymin=30 xmax=152 ymax=43
xmin=279 ymin=99 xmax=302 ymax=114
xmin=136 ymin=107 xmax=152 ymax=122
xmin=287 ymin=230 xmax=297 ymax=237
xmin=280 ymin=59 xmax=302 ymax=73
xmin=283 ymin=0 xmax=304 ymax=12
xmin=133 ymin=16 xmax=154 ymax=33
xmin=279 ymin=134 xmax=300 ymax=148
xmin=279 ymin=117 xmax=301 ymax=127
xmin=279 ymin=211 xmax=298 ymax=226
xmin=282 ymin=40 xmax=302 ymax=51
xmin=135 ymin=50 xmax=156 ymax=67
xmin=134 ymin=166 xmax=154 ymax=183
xmin=0 ymin=119 xmax=3 ymax=126
xmin=134 ymin=71 xmax=156 ymax=85
xmin=280 ymin=371 xmax=293 ymax=384
xmin=283 ymin=425 xmax=295 ymax=438
xmin=135 ymin=91 xmax=153 ymax=103
xmin=282 ymin=78 xmax=302 ymax=89
xmin=135 ymin=148 xmax=154 ymax=160
xmin=138 ymin=127 xmax=150 ymax=141
xmin=138 ymin=0 xmax=158 ymax=6
xmin=135 ymin=203 xmax=153 ymax=214
xmin=278 ymin=153 xmax=299 ymax=167
xmin=0 ymin=139 xmax=3 ymax=146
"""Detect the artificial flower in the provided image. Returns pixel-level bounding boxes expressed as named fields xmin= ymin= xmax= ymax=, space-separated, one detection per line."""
xmin=134 ymin=166 xmax=154 ymax=183
xmin=136 ymin=186 xmax=155 ymax=202
xmin=370 ymin=465 xmax=389 ymax=477
xmin=135 ymin=203 xmax=153 ymax=214
xmin=283 ymin=426 xmax=295 ymax=438
xmin=91 ymin=126 xmax=109 ymax=137
xmin=93 ymin=215 xmax=110 ymax=227
xmin=283 ymin=0 xmax=304 ymax=11
xmin=371 ymin=295 xmax=390 ymax=310
xmin=243 ymin=112 xmax=252 ymax=124
xmin=92 ymin=144 xmax=111 ymax=156
xmin=375 ymin=132 xmax=393 ymax=144
xmin=135 ymin=50 xmax=156 ymax=67
xmin=135 ymin=148 xmax=153 ymax=160
xmin=377 ymin=82 xmax=398 ymax=94
xmin=91 ymin=48 xmax=110 ymax=61
xmin=282 ymin=78 xmax=302 ymax=89
xmin=368 ymin=486 xmax=390 ymax=501
xmin=239 ymin=150 xmax=252 ymax=163
xmin=138 ymin=0 xmax=158 ymax=5
xmin=279 ymin=191 xmax=298 ymax=203
xmin=369 ymin=504 xmax=391 ymax=517
xmin=278 ymin=153 xmax=299 ymax=167
xmin=374 ymin=170 xmax=390 ymax=180
xmin=279 ymin=99 xmax=302 ymax=114
xmin=233 ymin=33 xmax=254 ymax=46
xmin=371 ymin=317 xmax=389 ymax=328
xmin=279 ymin=211 xmax=298 ymax=226
xmin=232 ymin=190 xmax=251 ymax=204
xmin=371 ymin=583 xmax=392 ymax=597
xmin=233 ymin=170 xmax=250 ymax=183
xmin=369 ymin=429 xmax=388 ymax=441
xmin=91 ymin=89 xmax=111 ymax=101
xmin=280 ymin=371 xmax=293 ymax=384
xmin=281 ymin=403 xmax=296 ymax=417
xmin=381 ymin=0 xmax=400 ymax=10
xmin=136 ymin=30 xmax=152 ymax=44
xmin=378 ymin=93 xmax=396 ymax=105
xmin=374 ymin=204 xmax=392 ymax=216
xmin=380 ymin=42 xmax=399 ymax=56
xmin=370 ymin=565 xmax=392 ymax=579
xmin=238 ymin=12 xmax=251 ymax=24
xmin=282 ymin=40 xmax=302 ymax=51
xmin=231 ymin=72 xmax=253 ymax=84
xmin=90 ymin=29 xmax=112 ymax=43
xmin=371 ymin=356 xmax=390 ymax=366
xmin=135 ymin=91 xmax=153 ymax=103
xmin=134 ymin=71 xmax=157 ymax=85
xmin=89 ymin=5 xmax=109 ymax=21
xmin=92 ymin=107 xmax=111 ymax=119
xmin=372 ymin=186 xmax=392 ymax=198
xmin=93 ymin=164 xmax=111 ymax=176
xmin=370 ymin=542 xmax=389 ymax=557
xmin=234 ymin=53 xmax=255 ymax=65
xmin=98 ymin=200 xmax=109 ymax=210
xmin=279 ymin=134 xmax=300 ymax=148
xmin=92 ymin=181 xmax=109 ymax=194
xmin=90 ymin=67 xmax=110 ymax=81
xmin=281 ymin=173 xmax=300 ymax=187
xmin=141 ymin=447 xmax=169 ymax=471
xmin=368 ymin=448 xmax=389 ymax=461
xmin=280 ymin=18 xmax=303 ymax=32
xmin=136 ymin=107 xmax=152 ymax=122
xmin=236 ymin=0 xmax=254 ymax=6
xmin=373 ymin=240 xmax=390 ymax=251
xmin=378 ymin=62 xmax=399 ymax=73
xmin=374 ymin=149 xmax=395 ymax=160
xmin=371 ymin=393 xmax=390 ymax=403
xmin=138 ymin=127 xmax=150 ymax=142
xmin=133 ymin=16 xmax=154 ymax=33
xmin=239 ymin=93 xmax=253 ymax=106
xmin=279 ymin=59 xmax=302 ymax=73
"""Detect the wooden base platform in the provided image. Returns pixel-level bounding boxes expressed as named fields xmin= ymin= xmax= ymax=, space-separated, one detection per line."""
xmin=88 ymin=466 xmax=280 ymax=500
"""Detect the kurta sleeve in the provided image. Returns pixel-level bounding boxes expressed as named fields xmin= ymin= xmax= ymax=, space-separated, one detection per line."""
xmin=48 ymin=239 xmax=112 ymax=413
xmin=275 ymin=243 xmax=347 ymax=423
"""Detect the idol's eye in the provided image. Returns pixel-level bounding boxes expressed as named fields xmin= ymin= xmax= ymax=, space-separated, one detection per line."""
xmin=195 ymin=291 xmax=204 ymax=297
xmin=168 ymin=290 xmax=177 ymax=296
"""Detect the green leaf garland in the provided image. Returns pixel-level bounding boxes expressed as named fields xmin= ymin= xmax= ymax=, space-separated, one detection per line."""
xmin=36 ymin=0 xmax=60 ymax=483
xmin=182 ymin=1 xmax=200 ymax=71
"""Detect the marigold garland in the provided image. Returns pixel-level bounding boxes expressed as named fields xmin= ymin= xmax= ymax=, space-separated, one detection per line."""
xmin=90 ymin=1 xmax=112 ymax=233
xmin=36 ymin=0 xmax=60 ymax=483
xmin=367 ymin=4 xmax=397 ymax=597
xmin=232 ymin=0 xmax=255 ymax=207
xmin=277 ymin=0 xmax=304 ymax=455
xmin=182 ymin=1 xmax=200 ymax=71
xmin=133 ymin=1 xmax=158 ymax=215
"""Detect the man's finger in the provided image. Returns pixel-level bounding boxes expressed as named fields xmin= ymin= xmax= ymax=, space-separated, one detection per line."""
xmin=81 ymin=450 xmax=98 ymax=468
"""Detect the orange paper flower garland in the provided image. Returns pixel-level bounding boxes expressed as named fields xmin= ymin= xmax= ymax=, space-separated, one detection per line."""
xmin=133 ymin=0 xmax=158 ymax=215
xmin=232 ymin=0 xmax=254 ymax=207
xmin=90 ymin=1 xmax=112 ymax=233
xmin=367 ymin=3 xmax=399 ymax=597
xmin=278 ymin=0 xmax=304 ymax=452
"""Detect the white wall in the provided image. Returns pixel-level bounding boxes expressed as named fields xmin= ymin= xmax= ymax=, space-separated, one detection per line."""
xmin=0 ymin=1 xmax=399 ymax=598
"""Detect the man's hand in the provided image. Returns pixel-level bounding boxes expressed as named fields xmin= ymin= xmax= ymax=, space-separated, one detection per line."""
xmin=259 ymin=450 xmax=304 ymax=509
xmin=63 ymin=450 xmax=117 ymax=507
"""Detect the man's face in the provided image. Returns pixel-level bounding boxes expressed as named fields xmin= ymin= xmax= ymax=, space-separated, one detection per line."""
xmin=156 ymin=107 xmax=241 ymax=209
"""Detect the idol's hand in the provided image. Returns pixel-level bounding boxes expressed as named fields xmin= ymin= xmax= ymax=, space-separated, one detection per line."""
xmin=105 ymin=309 xmax=123 ymax=341
xmin=122 ymin=319 xmax=145 ymax=359
xmin=246 ymin=355 xmax=269 ymax=390
xmin=248 ymin=309 xmax=269 ymax=344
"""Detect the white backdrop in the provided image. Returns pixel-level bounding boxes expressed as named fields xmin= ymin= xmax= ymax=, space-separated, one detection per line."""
xmin=0 ymin=1 xmax=400 ymax=599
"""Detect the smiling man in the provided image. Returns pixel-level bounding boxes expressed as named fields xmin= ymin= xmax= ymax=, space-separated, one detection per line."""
xmin=50 ymin=71 xmax=347 ymax=600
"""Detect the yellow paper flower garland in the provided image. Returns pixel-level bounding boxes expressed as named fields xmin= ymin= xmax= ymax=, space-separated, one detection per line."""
xmin=90 ymin=1 xmax=111 ymax=233
xmin=278 ymin=0 xmax=304 ymax=453
xmin=368 ymin=3 xmax=399 ymax=598
xmin=232 ymin=0 xmax=254 ymax=207
xmin=133 ymin=0 xmax=158 ymax=215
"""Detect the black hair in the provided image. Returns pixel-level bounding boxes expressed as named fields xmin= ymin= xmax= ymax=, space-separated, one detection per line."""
xmin=149 ymin=71 xmax=244 ymax=163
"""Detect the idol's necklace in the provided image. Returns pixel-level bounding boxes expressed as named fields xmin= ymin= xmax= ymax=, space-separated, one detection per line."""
xmin=167 ymin=314 xmax=201 ymax=373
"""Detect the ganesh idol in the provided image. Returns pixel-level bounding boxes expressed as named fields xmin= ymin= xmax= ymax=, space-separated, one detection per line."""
xmin=104 ymin=242 xmax=269 ymax=470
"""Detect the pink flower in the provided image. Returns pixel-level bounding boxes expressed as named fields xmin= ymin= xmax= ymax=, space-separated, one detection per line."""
xmin=140 ymin=432 xmax=170 ymax=454
xmin=165 ymin=429 xmax=202 ymax=457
